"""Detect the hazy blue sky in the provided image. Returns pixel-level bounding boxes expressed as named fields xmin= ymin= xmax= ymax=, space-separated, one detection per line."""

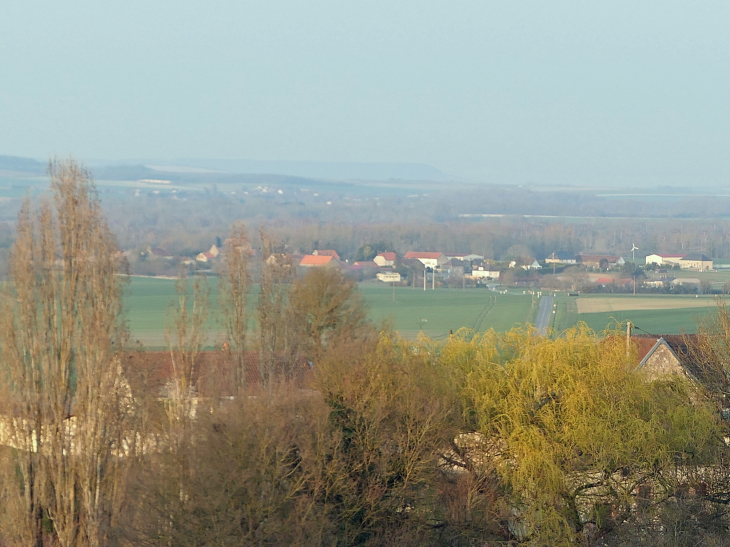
xmin=2 ymin=1 xmax=730 ymax=185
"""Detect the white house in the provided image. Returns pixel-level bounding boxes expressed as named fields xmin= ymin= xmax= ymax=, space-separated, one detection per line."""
xmin=470 ymin=267 xmax=500 ymax=280
xmin=373 ymin=252 xmax=396 ymax=268
xmin=376 ymin=272 xmax=401 ymax=283
xmin=403 ymin=251 xmax=448 ymax=269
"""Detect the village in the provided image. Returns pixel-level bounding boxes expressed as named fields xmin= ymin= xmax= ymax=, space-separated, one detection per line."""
xmin=135 ymin=242 xmax=721 ymax=294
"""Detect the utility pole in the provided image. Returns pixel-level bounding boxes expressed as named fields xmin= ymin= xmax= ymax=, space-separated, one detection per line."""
xmin=626 ymin=321 xmax=632 ymax=356
xmin=423 ymin=267 xmax=426 ymax=291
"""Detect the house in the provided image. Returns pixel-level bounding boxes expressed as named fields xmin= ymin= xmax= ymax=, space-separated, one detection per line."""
xmin=645 ymin=253 xmax=685 ymax=266
xmin=376 ymin=272 xmax=401 ymax=283
xmin=632 ymin=335 xmax=727 ymax=393
xmin=446 ymin=258 xmax=470 ymax=276
xmin=470 ymin=262 xmax=500 ymax=280
xmin=299 ymin=254 xmax=337 ymax=267
xmin=403 ymin=251 xmax=448 ymax=269
xmin=196 ymin=251 xmax=216 ymax=263
xmin=679 ymin=253 xmax=713 ymax=271
xmin=207 ymin=244 xmax=220 ymax=258
xmin=147 ymin=246 xmax=173 ymax=259
xmin=644 ymin=276 xmax=676 ymax=288
xmin=373 ymin=252 xmax=396 ymax=268
xmin=522 ymin=258 xmax=542 ymax=270
xmin=545 ymin=251 xmax=577 ymax=264
xmin=576 ymin=254 xmax=624 ymax=269
xmin=313 ymin=249 xmax=340 ymax=260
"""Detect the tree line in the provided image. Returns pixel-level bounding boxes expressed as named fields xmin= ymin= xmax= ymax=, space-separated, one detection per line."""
xmin=2 ymin=161 xmax=730 ymax=546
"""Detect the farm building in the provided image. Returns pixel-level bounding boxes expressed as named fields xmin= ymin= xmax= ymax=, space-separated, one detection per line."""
xmin=545 ymin=251 xmax=577 ymax=264
xmin=679 ymin=253 xmax=713 ymax=271
xmin=470 ymin=264 xmax=500 ymax=280
xmin=373 ymin=252 xmax=396 ymax=267
xmin=404 ymin=251 xmax=448 ymax=269
xmin=299 ymin=254 xmax=337 ymax=267
xmin=376 ymin=272 xmax=401 ymax=283
xmin=576 ymin=254 xmax=624 ymax=269
xmin=313 ymin=249 xmax=340 ymax=260
xmin=645 ymin=253 xmax=685 ymax=266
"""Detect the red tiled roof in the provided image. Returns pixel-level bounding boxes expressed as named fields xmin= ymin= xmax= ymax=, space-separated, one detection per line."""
xmin=314 ymin=249 xmax=340 ymax=260
xmin=300 ymin=254 xmax=334 ymax=266
xmin=377 ymin=252 xmax=396 ymax=261
xmin=404 ymin=251 xmax=443 ymax=259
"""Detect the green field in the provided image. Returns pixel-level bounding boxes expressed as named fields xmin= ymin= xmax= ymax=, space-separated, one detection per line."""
xmin=125 ymin=277 xmax=724 ymax=346
xmin=124 ymin=277 xmax=537 ymax=346
xmin=550 ymin=294 xmax=721 ymax=335
xmin=361 ymin=283 xmax=537 ymax=340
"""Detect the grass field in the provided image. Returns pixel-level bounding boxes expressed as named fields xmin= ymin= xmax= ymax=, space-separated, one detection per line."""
xmin=124 ymin=277 xmax=538 ymax=346
xmin=552 ymin=294 xmax=722 ymax=335
xmin=361 ymin=283 xmax=536 ymax=340
xmin=124 ymin=277 xmax=725 ymax=345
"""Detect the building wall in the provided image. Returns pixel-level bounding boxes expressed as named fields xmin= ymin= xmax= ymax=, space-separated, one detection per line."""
xmin=680 ymin=259 xmax=712 ymax=271
xmin=640 ymin=343 xmax=685 ymax=381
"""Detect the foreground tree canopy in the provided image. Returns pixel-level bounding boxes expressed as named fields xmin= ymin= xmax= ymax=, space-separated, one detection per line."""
xmin=0 ymin=160 xmax=729 ymax=547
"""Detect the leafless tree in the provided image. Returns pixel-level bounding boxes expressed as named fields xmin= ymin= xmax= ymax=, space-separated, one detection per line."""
xmin=218 ymin=221 xmax=250 ymax=390
xmin=0 ymin=159 xmax=134 ymax=547
xmin=257 ymin=229 xmax=295 ymax=386
xmin=164 ymin=266 xmax=210 ymax=429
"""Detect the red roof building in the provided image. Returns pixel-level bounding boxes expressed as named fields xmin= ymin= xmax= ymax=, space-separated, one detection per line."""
xmin=313 ymin=249 xmax=340 ymax=260
xmin=299 ymin=254 xmax=335 ymax=267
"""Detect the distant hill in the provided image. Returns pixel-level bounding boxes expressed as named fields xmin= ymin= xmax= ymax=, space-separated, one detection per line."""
xmin=161 ymin=159 xmax=448 ymax=182
xmin=0 ymin=155 xmax=45 ymax=174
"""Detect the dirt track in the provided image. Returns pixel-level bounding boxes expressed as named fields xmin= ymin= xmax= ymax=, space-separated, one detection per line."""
xmin=576 ymin=297 xmax=718 ymax=314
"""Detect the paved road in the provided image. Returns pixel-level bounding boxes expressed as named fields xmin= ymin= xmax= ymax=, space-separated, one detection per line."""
xmin=535 ymin=296 xmax=553 ymax=335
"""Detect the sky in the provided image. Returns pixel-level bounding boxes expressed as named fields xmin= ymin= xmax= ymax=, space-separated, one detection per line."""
xmin=2 ymin=1 xmax=730 ymax=186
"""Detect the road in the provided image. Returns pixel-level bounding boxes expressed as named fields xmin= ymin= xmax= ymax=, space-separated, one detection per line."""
xmin=535 ymin=296 xmax=553 ymax=335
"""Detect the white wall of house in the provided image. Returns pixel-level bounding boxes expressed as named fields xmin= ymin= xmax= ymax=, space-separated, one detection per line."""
xmin=374 ymin=255 xmax=395 ymax=267
xmin=377 ymin=272 xmax=401 ymax=282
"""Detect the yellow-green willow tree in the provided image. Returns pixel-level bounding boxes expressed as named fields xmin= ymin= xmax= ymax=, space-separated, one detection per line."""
xmin=0 ymin=160 xmax=135 ymax=547
xmin=437 ymin=326 xmax=724 ymax=546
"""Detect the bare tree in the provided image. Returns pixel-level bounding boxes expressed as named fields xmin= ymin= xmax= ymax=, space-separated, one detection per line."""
xmin=0 ymin=159 xmax=134 ymax=547
xmin=218 ymin=221 xmax=250 ymax=390
xmin=257 ymin=229 xmax=295 ymax=387
xmin=165 ymin=266 xmax=210 ymax=428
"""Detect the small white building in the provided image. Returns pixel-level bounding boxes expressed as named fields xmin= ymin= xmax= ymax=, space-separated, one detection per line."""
xmin=373 ymin=252 xmax=396 ymax=268
xmin=471 ymin=267 xmax=500 ymax=280
xmin=377 ymin=272 xmax=401 ymax=283
xmin=404 ymin=251 xmax=447 ymax=269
